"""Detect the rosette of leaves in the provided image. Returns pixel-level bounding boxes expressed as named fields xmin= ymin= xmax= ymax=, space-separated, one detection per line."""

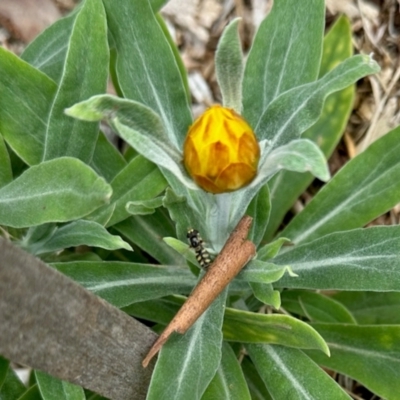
xmin=1 ymin=0 xmax=400 ymax=399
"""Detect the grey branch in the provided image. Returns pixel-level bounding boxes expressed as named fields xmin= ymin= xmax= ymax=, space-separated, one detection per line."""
xmin=0 ymin=238 xmax=157 ymax=400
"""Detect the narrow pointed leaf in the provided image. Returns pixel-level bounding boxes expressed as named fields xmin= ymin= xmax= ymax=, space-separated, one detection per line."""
xmin=202 ymin=342 xmax=251 ymax=400
xmin=123 ymin=295 xmax=183 ymax=326
xmin=33 ymin=220 xmax=132 ymax=255
xmin=43 ymin=0 xmax=109 ymax=162
xmin=0 ymin=47 xmax=57 ymax=165
xmin=319 ymin=16 xmax=353 ymax=77
xmin=0 ymin=136 xmax=12 ymax=188
xmin=0 ymin=367 xmax=26 ymax=399
xmin=21 ymin=224 xmax=58 ymax=251
xmin=162 ymin=187 xmax=207 ymax=244
xmin=246 ymin=185 xmax=270 ymax=248
xmin=281 ymin=290 xmax=356 ymax=324
xmin=155 ymin=14 xmax=191 ymax=104
xmin=242 ymin=357 xmax=273 ymax=400
xmin=16 ymin=385 xmax=41 ymax=400
xmin=36 ymin=371 xmax=85 ymax=400
xmin=280 ymin=126 xmax=400 ymax=244
xmin=0 ymin=356 xmax=9 ymax=391
xmin=114 ymin=211 xmax=185 ymax=266
xmin=307 ymin=323 xmax=400 ymax=400
xmin=126 ymin=197 xmax=164 ymax=215
xmin=247 ymin=345 xmax=350 ymax=400
xmin=255 ymin=54 xmax=379 ymax=149
xmin=21 ymin=11 xmax=78 ymax=83
xmin=257 ymin=238 xmax=291 ymax=261
xmin=215 ymin=18 xmax=243 ymax=112
xmin=238 ymin=260 xmax=295 ymax=284
xmin=223 ymin=308 xmax=330 ymax=355
xmin=102 ymin=0 xmax=192 ymax=148
xmin=87 ymin=154 xmax=167 ymax=227
xmin=163 ymin=237 xmax=199 ymax=267
xmin=243 ymin=0 xmax=325 ymax=127
xmin=66 ymin=95 xmax=195 ymax=189
xmin=264 ymin=16 xmax=355 ymax=240
xmin=332 ymin=291 xmax=400 ymax=325
xmin=250 ymin=282 xmax=281 ymax=309
xmin=147 ymin=290 xmax=228 ymax=400
xmin=274 ymin=226 xmax=400 ymax=291
xmin=256 ymin=139 xmax=330 ymax=185
xmin=54 ymin=261 xmax=196 ymax=308
xmin=0 ymin=157 xmax=111 ymax=228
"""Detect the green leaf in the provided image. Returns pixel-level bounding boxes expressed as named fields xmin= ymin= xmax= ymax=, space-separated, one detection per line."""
xmin=54 ymin=261 xmax=196 ymax=308
xmin=123 ymin=295 xmax=182 ymax=325
xmin=147 ymin=289 xmax=228 ymax=400
xmin=31 ymin=220 xmax=132 ymax=254
xmin=0 ymin=367 xmax=26 ymax=400
xmin=246 ymin=185 xmax=270 ymax=248
xmin=66 ymin=95 xmax=194 ymax=189
xmin=264 ymin=16 xmax=355 ymax=241
xmin=223 ymin=308 xmax=330 ymax=355
xmin=0 ymin=47 xmax=57 ymax=165
xmin=102 ymin=0 xmax=192 ymax=148
xmin=281 ymin=290 xmax=356 ymax=323
xmin=0 ymin=136 xmax=12 ymax=189
xmin=319 ymin=16 xmax=353 ymax=76
xmin=306 ymin=15 xmax=354 ymax=156
xmin=247 ymin=345 xmax=350 ymax=400
xmin=48 ymin=252 xmax=102 ymax=263
xmin=257 ymin=238 xmax=291 ymax=261
xmin=126 ymin=197 xmax=164 ymax=215
xmin=215 ymin=18 xmax=243 ymax=112
xmin=256 ymin=54 xmax=379 ymax=149
xmin=238 ymin=260 xmax=296 ymax=285
xmin=243 ymin=0 xmax=325 ymax=128
xmin=274 ymin=226 xmax=400 ymax=291
xmin=0 ymin=356 xmax=9 ymax=391
xmin=16 ymin=385 xmax=41 ymax=400
xmin=250 ymin=282 xmax=281 ymax=309
xmin=0 ymin=157 xmax=111 ymax=228
xmin=43 ymin=0 xmax=109 ymax=162
xmin=21 ymin=11 xmax=77 ymax=83
xmin=87 ymin=155 xmax=167 ymax=227
xmin=21 ymin=224 xmax=57 ymax=250
xmin=202 ymin=342 xmax=251 ymax=400
xmin=257 ymin=139 xmax=330 ymax=183
xmin=90 ymin=131 xmax=127 ymax=182
xmin=242 ymin=357 xmax=273 ymax=400
xmin=36 ymin=371 xmax=85 ymax=400
xmin=163 ymin=237 xmax=199 ymax=267
xmin=307 ymin=323 xmax=400 ymax=400
xmin=155 ymin=14 xmax=191 ymax=104
xmin=162 ymin=187 xmax=206 ymax=244
xmin=332 ymin=291 xmax=400 ymax=324
xmin=114 ymin=210 xmax=185 ymax=266
xmin=280 ymin=126 xmax=400 ymax=244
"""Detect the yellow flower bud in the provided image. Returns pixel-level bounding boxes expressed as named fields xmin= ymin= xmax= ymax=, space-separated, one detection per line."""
xmin=183 ymin=105 xmax=260 ymax=194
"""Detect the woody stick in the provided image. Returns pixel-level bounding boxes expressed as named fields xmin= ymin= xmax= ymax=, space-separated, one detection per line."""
xmin=142 ymin=215 xmax=256 ymax=368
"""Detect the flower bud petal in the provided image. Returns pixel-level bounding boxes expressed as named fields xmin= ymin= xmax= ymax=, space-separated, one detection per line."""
xmin=183 ymin=105 xmax=260 ymax=193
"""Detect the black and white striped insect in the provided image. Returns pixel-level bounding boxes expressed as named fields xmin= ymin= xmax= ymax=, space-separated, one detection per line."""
xmin=187 ymin=229 xmax=212 ymax=269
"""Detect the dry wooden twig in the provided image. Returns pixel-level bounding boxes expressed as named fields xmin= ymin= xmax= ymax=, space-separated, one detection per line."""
xmin=142 ymin=215 xmax=256 ymax=367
